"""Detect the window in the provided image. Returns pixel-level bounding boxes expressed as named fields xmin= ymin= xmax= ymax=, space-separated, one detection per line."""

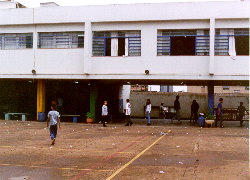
xmin=92 ymin=31 xmax=141 ymax=56
xmin=0 ymin=33 xmax=33 ymax=50
xmin=38 ymin=32 xmax=84 ymax=48
xmin=235 ymin=29 xmax=249 ymax=55
xmin=223 ymin=86 xmax=230 ymax=90
xmin=171 ymin=36 xmax=195 ymax=55
xmin=245 ymin=86 xmax=249 ymax=90
xmin=157 ymin=29 xmax=209 ymax=56
xmin=215 ymin=28 xmax=249 ymax=56
xmin=234 ymin=90 xmax=240 ymax=93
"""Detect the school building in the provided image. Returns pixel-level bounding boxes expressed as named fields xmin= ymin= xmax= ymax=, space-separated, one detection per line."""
xmin=0 ymin=0 xmax=249 ymax=121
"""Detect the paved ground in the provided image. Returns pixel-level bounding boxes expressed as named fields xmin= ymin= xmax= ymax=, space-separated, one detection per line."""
xmin=0 ymin=119 xmax=249 ymax=180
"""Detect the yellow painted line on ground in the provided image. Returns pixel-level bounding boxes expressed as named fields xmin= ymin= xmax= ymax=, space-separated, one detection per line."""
xmin=0 ymin=163 xmax=112 ymax=172
xmin=106 ymin=134 xmax=167 ymax=180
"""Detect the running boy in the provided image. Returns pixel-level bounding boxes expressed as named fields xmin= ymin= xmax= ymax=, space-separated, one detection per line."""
xmin=47 ymin=104 xmax=60 ymax=145
xmin=101 ymin=101 xmax=108 ymax=127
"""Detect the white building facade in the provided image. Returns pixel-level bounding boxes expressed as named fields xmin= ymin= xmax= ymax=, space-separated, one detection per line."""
xmin=0 ymin=1 xmax=249 ymax=120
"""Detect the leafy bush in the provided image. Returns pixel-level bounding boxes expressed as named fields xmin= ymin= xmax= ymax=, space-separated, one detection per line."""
xmin=86 ymin=112 xmax=94 ymax=119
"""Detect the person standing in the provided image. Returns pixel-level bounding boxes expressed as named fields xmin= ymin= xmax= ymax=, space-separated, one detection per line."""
xmin=47 ymin=104 xmax=60 ymax=145
xmin=216 ymin=98 xmax=224 ymax=128
xmin=146 ymin=99 xmax=152 ymax=126
xmin=173 ymin=95 xmax=181 ymax=123
xmin=101 ymin=101 xmax=108 ymax=127
xmin=190 ymin=100 xmax=199 ymax=125
xmin=125 ymin=99 xmax=133 ymax=126
xmin=237 ymin=102 xmax=248 ymax=127
xmin=159 ymin=103 xmax=165 ymax=119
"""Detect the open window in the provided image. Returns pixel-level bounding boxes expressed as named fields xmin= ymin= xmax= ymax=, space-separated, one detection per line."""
xmin=215 ymin=29 xmax=249 ymax=56
xmin=118 ymin=37 xmax=125 ymax=56
xmin=170 ymin=36 xmax=195 ymax=55
xmin=92 ymin=31 xmax=141 ymax=56
xmin=77 ymin=34 xmax=84 ymax=48
xmin=105 ymin=38 xmax=111 ymax=56
xmin=235 ymin=36 xmax=249 ymax=55
xmin=157 ymin=29 xmax=209 ymax=56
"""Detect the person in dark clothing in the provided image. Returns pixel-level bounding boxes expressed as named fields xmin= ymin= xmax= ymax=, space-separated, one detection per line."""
xmin=172 ymin=96 xmax=181 ymax=123
xmin=190 ymin=100 xmax=199 ymax=125
xmin=215 ymin=98 xmax=224 ymax=128
xmin=237 ymin=102 xmax=248 ymax=127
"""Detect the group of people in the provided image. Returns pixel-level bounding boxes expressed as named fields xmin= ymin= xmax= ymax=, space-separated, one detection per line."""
xmin=101 ymin=98 xmax=152 ymax=127
xmin=160 ymin=96 xmax=248 ymax=128
xmin=46 ymin=96 xmax=248 ymax=145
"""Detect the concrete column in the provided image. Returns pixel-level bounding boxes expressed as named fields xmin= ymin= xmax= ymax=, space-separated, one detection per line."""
xmin=84 ymin=21 xmax=92 ymax=74
xmin=207 ymin=82 xmax=214 ymax=115
xmin=209 ymin=17 xmax=215 ymax=75
xmin=118 ymin=85 xmax=131 ymax=113
xmin=33 ymin=24 xmax=37 ymax=70
xmin=90 ymin=85 xmax=98 ymax=120
xmin=37 ymin=79 xmax=46 ymax=120
xmin=141 ymin=26 xmax=157 ymax=68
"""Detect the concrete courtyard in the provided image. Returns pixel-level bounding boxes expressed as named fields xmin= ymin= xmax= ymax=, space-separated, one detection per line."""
xmin=0 ymin=120 xmax=249 ymax=180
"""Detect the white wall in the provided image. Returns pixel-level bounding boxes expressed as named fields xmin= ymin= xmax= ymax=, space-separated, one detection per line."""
xmin=214 ymin=56 xmax=249 ymax=76
xmin=89 ymin=56 xmax=210 ymax=75
xmin=35 ymin=49 xmax=84 ymax=74
xmin=0 ymin=1 xmax=249 ymax=81
xmin=0 ymin=1 xmax=249 ymax=25
xmin=119 ymin=85 xmax=131 ymax=113
xmin=0 ymin=49 xmax=84 ymax=74
xmin=0 ymin=50 xmax=34 ymax=74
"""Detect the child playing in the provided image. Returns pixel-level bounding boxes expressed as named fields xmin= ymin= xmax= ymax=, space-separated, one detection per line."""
xmin=101 ymin=101 xmax=108 ymax=127
xmin=47 ymin=104 xmax=60 ymax=145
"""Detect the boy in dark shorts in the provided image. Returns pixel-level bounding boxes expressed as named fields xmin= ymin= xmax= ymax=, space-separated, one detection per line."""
xmin=47 ymin=104 xmax=61 ymax=145
xmin=216 ymin=98 xmax=223 ymax=128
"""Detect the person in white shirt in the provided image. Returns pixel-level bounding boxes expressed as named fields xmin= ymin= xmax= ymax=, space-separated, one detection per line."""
xmin=146 ymin=99 xmax=152 ymax=126
xmin=101 ymin=101 xmax=108 ymax=127
xmin=125 ymin=99 xmax=133 ymax=126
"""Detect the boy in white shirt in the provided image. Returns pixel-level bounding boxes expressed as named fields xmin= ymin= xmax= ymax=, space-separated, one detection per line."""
xmin=125 ymin=99 xmax=133 ymax=126
xmin=47 ymin=104 xmax=60 ymax=145
xmin=101 ymin=101 xmax=108 ymax=127
xmin=146 ymin=99 xmax=152 ymax=125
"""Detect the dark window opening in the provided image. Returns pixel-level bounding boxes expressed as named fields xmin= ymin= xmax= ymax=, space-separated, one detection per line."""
xmin=105 ymin=38 xmax=111 ymax=56
xmin=223 ymin=86 xmax=230 ymax=90
xmin=25 ymin=36 xmax=32 ymax=48
xmin=78 ymin=36 xmax=84 ymax=48
xmin=118 ymin=38 xmax=125 ymax=56
xmin=170 ymin=36 xmax=195 ymax=55
xmin=235 ymin=36 xmax=249 ymax=55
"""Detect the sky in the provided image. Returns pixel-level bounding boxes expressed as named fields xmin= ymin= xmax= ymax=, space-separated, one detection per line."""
xmin=17 ymin=0 xmax=235 ymax=7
